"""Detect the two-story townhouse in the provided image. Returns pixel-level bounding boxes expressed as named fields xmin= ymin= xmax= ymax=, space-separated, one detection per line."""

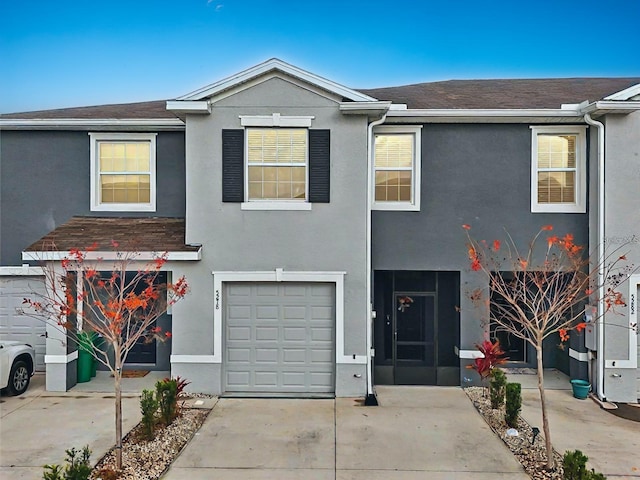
xmin=1 ymin=59 xmax=638 ymax=402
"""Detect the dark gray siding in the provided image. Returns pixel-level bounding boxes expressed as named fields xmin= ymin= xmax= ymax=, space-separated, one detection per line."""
xmin=372 ymin=123 xmax=589 ymax=269
xmin=0 ymin=130 xmax=185 ymax=265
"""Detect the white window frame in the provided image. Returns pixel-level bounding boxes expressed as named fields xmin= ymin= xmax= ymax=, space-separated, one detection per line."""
xmin=240 ymin=114 xmax=314 ymax=211
xmin=372 ymin=125 xmax=422 ymax=211
xmin=89 ymin=132 xmax=157 ymax=212
xmin=530 ymin=126 xmax=587 ymax=213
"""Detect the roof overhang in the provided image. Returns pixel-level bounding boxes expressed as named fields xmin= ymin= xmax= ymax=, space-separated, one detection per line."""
xmin=22 ymin=250 xmax=201 ymax=262
xmin=579 ymin=100 xmax=640 ymax=117
xmin=604 ymin=83 xmax=640 ymax=101
xmin=0 ymin=118 xmax=185 ymax=131
xmin=165 ymin=101 xmax=211 ymax=115
xmin=384 ymin=108 xmax=585 ymax=124
xmin=339 ymin=101 xmax=392 ymax=119
xmin=173 ymin=58 xmax=378 ymax=104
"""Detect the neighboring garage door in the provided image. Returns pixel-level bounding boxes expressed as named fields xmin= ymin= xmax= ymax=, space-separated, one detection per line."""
xmin=224 ymin=282 xmax=335 ymax=395
xmin=0 ymin=275 xmax=46 ymax=371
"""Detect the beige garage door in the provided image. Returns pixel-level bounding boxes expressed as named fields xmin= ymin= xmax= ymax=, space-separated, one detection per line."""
xmin=224 ymin=282 xmax=335 ymax=395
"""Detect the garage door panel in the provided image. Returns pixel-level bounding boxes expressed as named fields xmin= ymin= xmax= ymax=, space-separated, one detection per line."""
xmin=224 ymin=282 xmax=335 ymax=394
xmin=256 ymin=305 xmax=279 ymax=320
xmin=228 ymin=326 xmax=251 ymax=341
xmin=283 ymin=327 xmax=306 ymax=341
xmin=255 ymin=348 xmax=279 ymax=363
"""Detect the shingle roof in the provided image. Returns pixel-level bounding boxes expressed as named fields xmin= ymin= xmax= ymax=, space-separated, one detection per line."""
xmin=360 ymin=78 xmax=640 ymax=109
xmin=0 ymin=100 xmax=177 ymax=119
xmin=24 ymin=217 xmax=198 ymax=253
xmin=2 ymin=78 xmax=639 ymax=120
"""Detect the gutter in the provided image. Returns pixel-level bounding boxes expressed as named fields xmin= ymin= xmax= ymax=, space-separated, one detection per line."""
xmin=365 ymin=111 xmax=388 ymax=406
xmin=583 ymin=113 xmax=606 ymax=401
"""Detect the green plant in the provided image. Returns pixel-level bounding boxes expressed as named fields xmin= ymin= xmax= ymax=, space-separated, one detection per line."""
xmin=140 ymin=388 xmax=158 ymax=439
xmin=156 ymin=378 xmax=178 ymax=425
xmin=489 ymin=368 xmax=507 ymax=409
xmin=42 ymin=446 xmax=92 ymax=480
xmin=562 ymin=450 xmax=607 ymax=480
xmin=42 ymin=464 xmax=64 ymax=480
xmin=505 ymin=382 xmax=521 ymax=427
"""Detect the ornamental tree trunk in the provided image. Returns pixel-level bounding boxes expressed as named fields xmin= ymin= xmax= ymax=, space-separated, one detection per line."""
xmin=114 ymin=344 xmax=123 ymax=471
xmin=536 ymin=344 xmax=555 ymax=471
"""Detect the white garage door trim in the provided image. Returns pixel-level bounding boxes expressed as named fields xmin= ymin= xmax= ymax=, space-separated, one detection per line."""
xmin=212 ymin=269 xmax=365 ymax=365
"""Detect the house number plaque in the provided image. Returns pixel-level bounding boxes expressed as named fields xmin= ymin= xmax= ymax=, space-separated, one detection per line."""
xmin=215 ymin=290 xmax=220 ymax=310
xmin=631 ymin=293 xmax=635 ymax=315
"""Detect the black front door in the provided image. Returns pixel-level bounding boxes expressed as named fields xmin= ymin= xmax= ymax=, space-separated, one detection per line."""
xmin=126 ymin=336 xmax=157 ymax=364
xmin=394 ymin=294 xmax=436 ymax=384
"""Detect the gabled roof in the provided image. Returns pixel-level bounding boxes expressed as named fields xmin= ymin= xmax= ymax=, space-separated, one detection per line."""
xmin=175 ymin=58 xmax=378 ymax=103
xmin=23 ymin=217 xmax=200 ymax=257
xmin=360 ymin=77 xmax=640 ymax=109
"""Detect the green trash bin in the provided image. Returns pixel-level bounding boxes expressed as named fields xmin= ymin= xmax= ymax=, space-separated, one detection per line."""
xmin=77 ymin=332 xmax=93 ymax=383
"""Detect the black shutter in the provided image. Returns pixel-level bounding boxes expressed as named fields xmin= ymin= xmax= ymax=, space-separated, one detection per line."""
xmin=308 ymin=129 xmax=330 ymax=203
xmin=222 ymin=129 xmax=244 ymax=202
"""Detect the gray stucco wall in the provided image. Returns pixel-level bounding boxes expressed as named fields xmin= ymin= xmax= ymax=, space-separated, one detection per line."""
xmin=0 ymin=130 xmax=186 ymax=265
xmin=601 ymin=111 xmax=640 ymax=402
xmin=373 ymin=123 xmax=590 ymax=372
xmin=172 ymin=77 xmax=370 ymax=395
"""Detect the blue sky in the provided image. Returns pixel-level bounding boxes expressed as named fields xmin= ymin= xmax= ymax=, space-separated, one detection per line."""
xmin=1 ymin=0 xmax=639 ymax=113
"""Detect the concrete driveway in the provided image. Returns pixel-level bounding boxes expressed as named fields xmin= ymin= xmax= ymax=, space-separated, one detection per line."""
xmin=164 ymin=386 xmax=527 ymax=479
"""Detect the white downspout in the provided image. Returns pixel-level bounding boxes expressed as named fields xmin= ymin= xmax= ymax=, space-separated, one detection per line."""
xmin=365 ymin=112 xmax=387 ymax=403
xmin=584 ymin=113 xmax=606 ymax=401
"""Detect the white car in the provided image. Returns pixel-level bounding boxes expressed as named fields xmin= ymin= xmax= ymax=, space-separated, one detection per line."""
xmin=0 ymin=340 xmax=35 ymax=395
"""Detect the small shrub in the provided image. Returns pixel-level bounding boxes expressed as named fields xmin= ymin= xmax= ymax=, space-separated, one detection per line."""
xmin=42 ymin=464 xmax=64 ymax=480
xmin=140 ymin=388 xmax=158 ymax=439
xmin=42 ymin=446 xmax=92 ymax=480
xmin=489 ymin=368 xmax=507 ymax=409
xmin=562 ymin=449 xmax=607 ymax=480
xmin=467 ymin=339 xmax=508 ymax=381
xmin=156 ymin=378 xmax=178 ymax=425
xmin=505 ymin=382 xmax=521 ymax=427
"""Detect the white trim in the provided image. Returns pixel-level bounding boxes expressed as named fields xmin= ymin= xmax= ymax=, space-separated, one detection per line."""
xmin=211 ymin=270 xmax=348 ymax=364
xmin=177 ymin=58 xmax=377 ymax=103
xmin=0 ymin=265 xmax=44 ymax=276
xmin=240 ymin=113 xmax=314 ymax=127
xmin=604 ymin=274 xmax=640 ymax=369
xmin=603 ymin=84 xmax=640 ymax=101
xmin=45 ymin=351 xmax=78 ymax=364
xmin=241 ymin=202 xmax=312 ymax=211
xmin=580 ymin=101 xmax=640 ymax=116
xmin=372 ymin=125 xmax=422 ymax=211
xmin=23 ymin=250 xmax=202 ymax=262
xmin=170 ymin=355 xmax=217 ymax=364
xmin=339 ymin=101 xmax=392 ymax=116
xmin=530 ymin=125 xmax=587 ymax=214
xmin=165 ymin=100 xmax=211 ymax=114
xmin=89 ymin=132 xmax=157 ymax=212
xmin=244 ymin=127 xmax=310 ymax=205
xmin=569 ymin=348 xmax=589 ymax=362
xmin=386 ymin=108 xmax=583 ymax=121
xmin=455 ymin=346 xmax=485 ymax=359
xmin=0 ymin=119 xmax=183 ymax=129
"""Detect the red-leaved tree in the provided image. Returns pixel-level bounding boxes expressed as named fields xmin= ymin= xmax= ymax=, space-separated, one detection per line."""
xmin=463 ymin=224 xmax=632 ymax=470
xmin=22 ymin=242 xmax=188 ymax=470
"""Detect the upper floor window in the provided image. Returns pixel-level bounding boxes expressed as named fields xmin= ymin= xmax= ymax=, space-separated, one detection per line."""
xmin=246 ymin=128 xmax=307 ymax=201
xmin=530 ymin=126 xmax=586 ymax=213
xmin=90 ymin=133 xmax=157 ymax=212
xmin=222 ymin=114 xmax=329 ymax=210
xmin=373 ymin=126 xmax=422 ymax=211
